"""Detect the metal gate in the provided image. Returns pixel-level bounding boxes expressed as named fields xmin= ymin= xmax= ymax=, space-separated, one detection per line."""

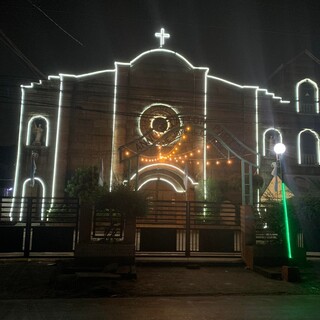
xmin=136 ymin=200 xmax=241 ymax=257
xmin=0 ymin=197 xmax=79 ymax=257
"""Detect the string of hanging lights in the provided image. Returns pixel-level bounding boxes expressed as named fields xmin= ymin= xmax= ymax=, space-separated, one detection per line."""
xmin=122 ymin=125 xmax=235 ymax=165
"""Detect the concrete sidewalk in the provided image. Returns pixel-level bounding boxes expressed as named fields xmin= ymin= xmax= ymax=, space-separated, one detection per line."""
xmin=0 ymin=258 xmax=320 ymax=299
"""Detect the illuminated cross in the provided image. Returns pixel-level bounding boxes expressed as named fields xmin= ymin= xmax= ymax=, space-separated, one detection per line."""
xmin=155 ymin=28 xmax=170 ymax=48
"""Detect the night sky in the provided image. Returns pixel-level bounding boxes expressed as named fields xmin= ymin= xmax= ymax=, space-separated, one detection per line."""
xmin=1 ymin=0 xmax=320 ymax=148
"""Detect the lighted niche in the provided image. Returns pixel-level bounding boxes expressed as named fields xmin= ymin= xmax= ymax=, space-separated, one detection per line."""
xmin=262 ymin=128 xmax=282 ymax=156
xmin=298 ymin=129 xmax=320 ymax=165
xmin=26 ymin=116 xmax=49 ymax=147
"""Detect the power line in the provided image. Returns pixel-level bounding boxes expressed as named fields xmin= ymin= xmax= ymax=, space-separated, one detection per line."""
xmin=27 ymin=0 xmax=84 ymax=47
xmin=0 ymin=30 xmax=46 ymax=79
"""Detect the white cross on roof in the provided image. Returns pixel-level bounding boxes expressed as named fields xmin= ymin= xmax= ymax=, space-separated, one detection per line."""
xmin=155 ymin=28 xmax=170 ymax=48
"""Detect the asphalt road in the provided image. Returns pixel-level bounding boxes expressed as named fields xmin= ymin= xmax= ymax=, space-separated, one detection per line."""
xmin=0 ymin=295 xmax=320 ymax=320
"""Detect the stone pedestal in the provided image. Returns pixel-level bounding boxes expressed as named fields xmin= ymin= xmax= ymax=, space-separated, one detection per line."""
xmin=281 ymin=266 xmax=300 ymax=282
xmin=78 ymin=203 xmax=93 ymax=244
xmin=74 ymin=243 xmax=135 ymax=265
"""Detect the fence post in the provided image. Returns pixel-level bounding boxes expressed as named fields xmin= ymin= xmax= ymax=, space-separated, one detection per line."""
xmin=240 ymin=205 xmax=256 ymax=269
xmin=78 ymin=202 xmax=93 ymax=244
xmin=24 ymin=197 xmax=33 ymax=258
xmin=185 ymin=201 xmax=190 ymax=257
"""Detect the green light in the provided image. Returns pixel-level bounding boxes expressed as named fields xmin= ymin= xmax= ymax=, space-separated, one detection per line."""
xmin=281 ymin=182 xmax=292 ymax=259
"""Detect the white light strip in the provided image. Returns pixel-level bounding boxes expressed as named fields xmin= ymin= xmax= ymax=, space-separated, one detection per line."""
xmin=11 ymin=87 xmax=26 ymax=219
xmin=207 ymin=75 xmax=246 ymax=89
xmin=255 ymin=89 xmax=260 ymax=168
xmin=130 ymin=48 xmax=208 ymax=71
xmin=26 ymin=115 xmax=50 ymax=146
xmin=20 ymin=177 xmax=46 ymax=221
xmin=295 ymin=78 xmax=319 ymax=113
xmin=130 ymin=163 xmax=198 ymax=185
xmin=49 ymin=69 xmax=115 ymax=80
xmin=297 ymin=128 xmax=320 ymax=164
xmin=203 ymin=70 xmax=209 ymax=200
xmin=159 ymin=178 xmax=184 ymax=193
xmin=11 ymin=81 xmax=44 ymax=219
xmin=12 ymin=88 xmax=25 ymax=199
xmin=48 ymin=70 xmax=117 ymax=194
xmin=51 ymin=76 xmax=64 ymax=198
xmin=262 ymin=128 xmax=283 ymax=156
xmin=137 ymin=177 xmax=184 ymax=193
xmin=137 ymin=178 xmax=157 ymax=190
xmin=109 ymin=64 xmax=119 ymax=191
xmin=21 ymin=81 xmax=43 ymax=89
xmin=207 ymin=75 xmax=290 ymax=103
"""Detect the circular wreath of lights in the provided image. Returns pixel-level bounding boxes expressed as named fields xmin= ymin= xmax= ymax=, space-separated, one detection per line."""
xmin=139 ymin=104 xmax=182 ymax=146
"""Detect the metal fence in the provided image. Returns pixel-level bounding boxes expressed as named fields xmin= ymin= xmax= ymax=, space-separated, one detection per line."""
xmin=0 ymin=197 xmax=243 ymax=258
xmin=92 ymin=209 xmax=125 ymax=241
xmin=0 ymin=197 xmax=79 ymax=257
xmin=136 ymin=200 xmax=241 ymax=257
xmin=253 ymin=203 xmax=305 ymax=249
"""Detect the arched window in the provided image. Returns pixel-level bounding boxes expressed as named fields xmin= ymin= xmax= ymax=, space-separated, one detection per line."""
xmin=296 ymin=79 xmax=319 ymax=114
xmin=262 ymin=128 xmax=282 ymax=156
xmin=26 ymin=116 xmax=49 ymax=146
xmin=298 ymin=129 xmax=320 ymax=165
xmin=20 ymin=177 xmax=46 ymax=221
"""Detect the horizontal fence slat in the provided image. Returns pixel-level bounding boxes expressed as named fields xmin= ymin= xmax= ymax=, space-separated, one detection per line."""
xmin=0 ymin=197 xmax=79 ymax=257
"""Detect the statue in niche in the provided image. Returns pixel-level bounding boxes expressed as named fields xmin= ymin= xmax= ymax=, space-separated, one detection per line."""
xmin=32 ymin=123 xmax=44 ymax=146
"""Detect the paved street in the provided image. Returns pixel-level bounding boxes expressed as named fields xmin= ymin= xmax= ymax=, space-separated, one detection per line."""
xmin=0 ymin=259 xmax=319 ymax=319
xmin=0 ymin=295 xmax=320 ymax=320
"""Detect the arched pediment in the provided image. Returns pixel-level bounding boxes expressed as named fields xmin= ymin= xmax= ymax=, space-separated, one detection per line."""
xmin=130 ymin=49 xmax=200 ymax=72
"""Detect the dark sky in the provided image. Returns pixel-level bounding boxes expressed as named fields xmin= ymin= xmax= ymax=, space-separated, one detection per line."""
xmin=1 ymin=0 xmax=320 ymax=146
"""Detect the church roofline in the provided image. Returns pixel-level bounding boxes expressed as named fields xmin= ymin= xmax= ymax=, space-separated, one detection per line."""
xmin=129 ymin=48 xmax=209 ymax=71
xmin=20 ymin=48 xmax=289 ymax=105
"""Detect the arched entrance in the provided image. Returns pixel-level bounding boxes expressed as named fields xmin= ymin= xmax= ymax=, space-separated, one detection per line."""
xmin=130 ymin=163 xmax=198 ymax=201
xmin=120 ymin=124 xmax=258 ymax=257
xmin=121 ymin=123 xmax=258 ymax=205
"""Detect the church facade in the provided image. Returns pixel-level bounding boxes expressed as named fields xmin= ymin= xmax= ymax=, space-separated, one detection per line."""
xmin=12 ymin=30 xmax=320 ymax=211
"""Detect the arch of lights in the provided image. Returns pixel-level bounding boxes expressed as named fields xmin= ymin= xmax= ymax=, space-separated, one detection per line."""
xmin=297 ymin=128 xmax=320 ymax=165
xmin=19 ymin=177 xmax=46 ymax=221
xmin=262 ymin=128 xmax=283 ymax=156
xmin=26 ymin=115 xmax=50 ymax=146
xmin=137 ymin=177 xmax=184 ymax=193
xmin=130 ymin=163 xmax=198 ymax=186
xmin=295 ymin=78 xmax=319 ymax=113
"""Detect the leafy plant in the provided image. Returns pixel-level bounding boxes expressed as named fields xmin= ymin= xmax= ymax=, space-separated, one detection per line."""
xmin=65 ymin=166 xmax=108 ymax=203
xmin=65 ymin=167 xmax=147 ymax=217
xmin=196 ymin=175 xmax=241 ymax=203
xmin=95 ymin=183 xmax=147 ymax=217
xmin=258 ymin=198 xmax=302 ymax=244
